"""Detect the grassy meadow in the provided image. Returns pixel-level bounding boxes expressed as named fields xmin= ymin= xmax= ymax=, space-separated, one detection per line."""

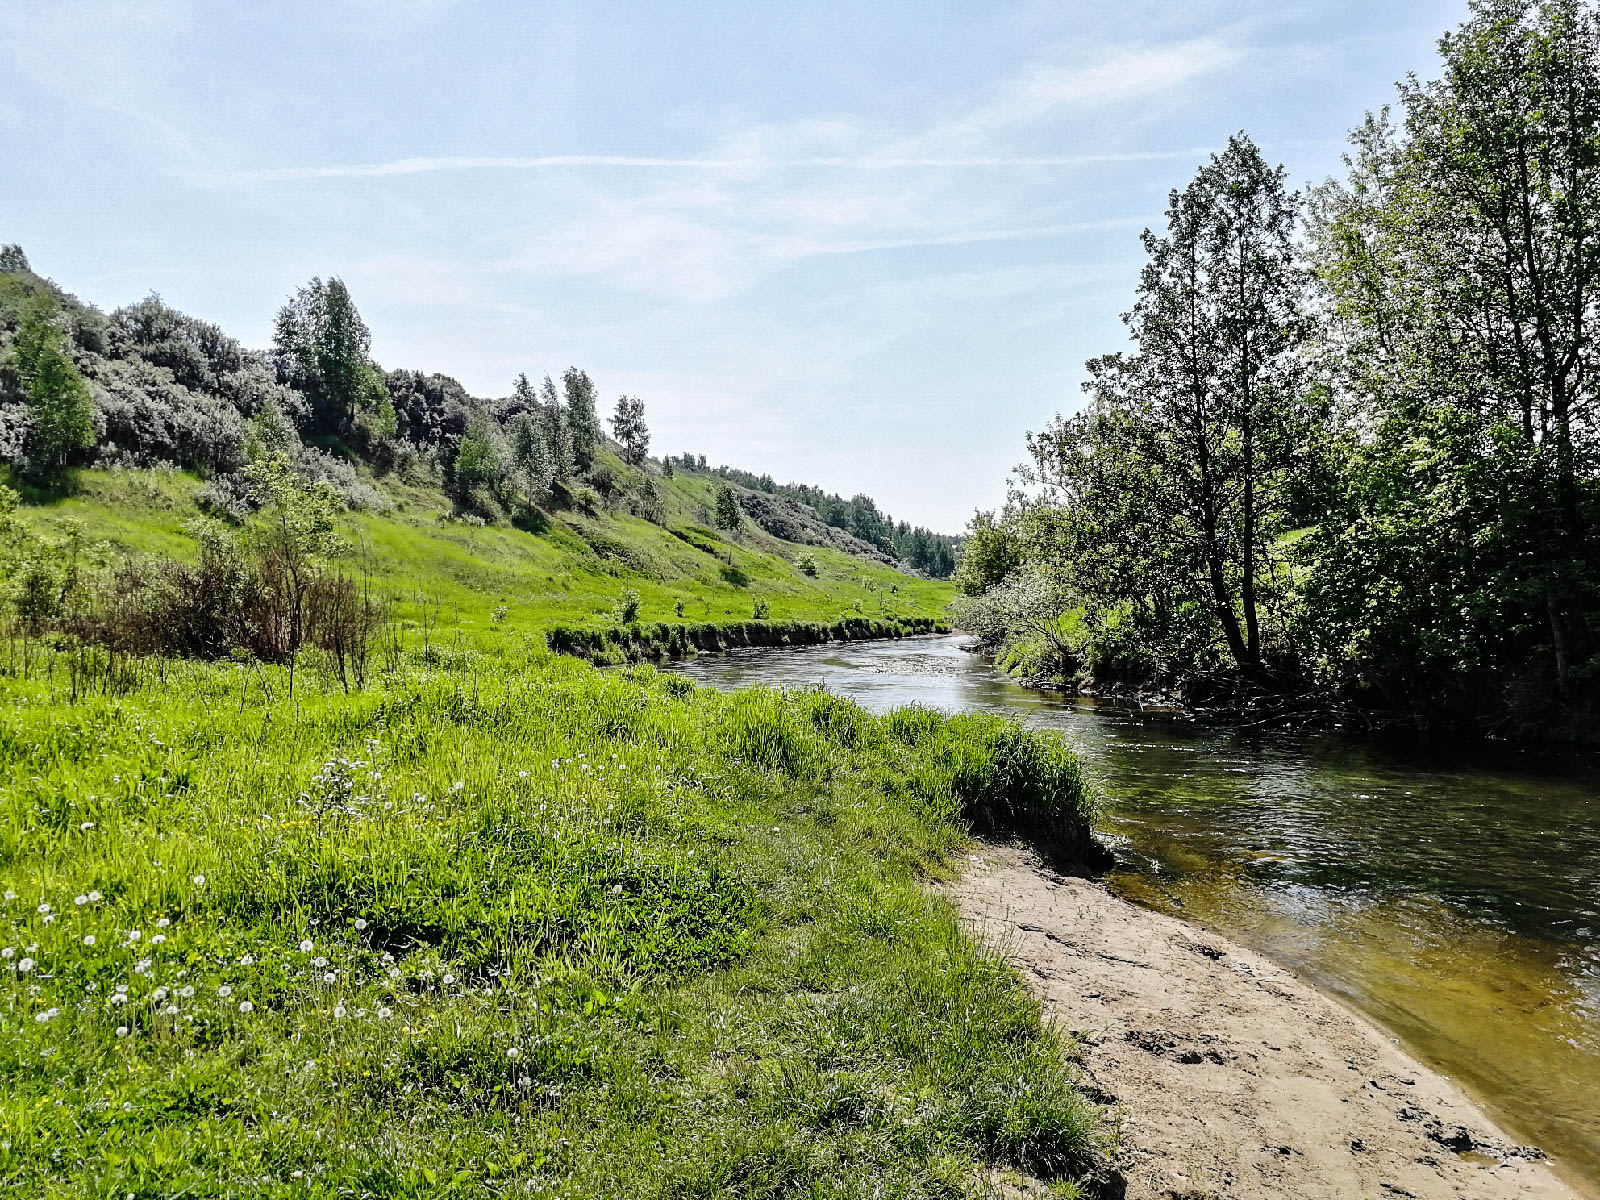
xmin=0 ymin=466 xmax=1113 ymax=1197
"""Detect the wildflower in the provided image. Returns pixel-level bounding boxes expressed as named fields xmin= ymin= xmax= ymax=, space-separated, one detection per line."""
xmin=88 ymin=891 xmax=101 ymax=902
xmin=37 ymin=903 xmax=51 ymax=915
xmin=156 ymin=917 xmax=170 ymax=928
xmin=153 ymin=987 xmax=169 ymax=1001
xmin=79 ymin=821 xmax=95 ymax=831
xmin=1 ymin=947 xmax=12 ymax=959
xmin=238 ymin=954 xmax=253 ymax=966
xmin=126 ymin=931 xmax=141 ymax=943
xmin=506 ymin=1047 xmax=521 ymax=1060
xmin=178 ymin=985 xmax=194 ymax=998
xmin=3 ymin=890 xmax=13 ymax=901
xmin=110 ymin=993 xmax=127 ymax=1006
xmin=518 ymin=770 xmax=530 ymax=779
xmin=115 ymin=1026 xmax=129 ymax=1037
xmin=612 ymin=883 xmax=623 ymax=895
xmin=217 ymin=985 xmax=233 ymax=998
xmin=442 ymin=974 xmax=456 ymax=986
xmin=75 ymin=895 xmax=89 ymax=906
xmin=377 ymin=1006 xmax=393 ymax=1019
xmin=18 ymin=957 xmax=35 ymax=974
xmin=312 ymin=956 xmax=328 ymax=968
xmin=35 ymin=1008 xmax=58 ymax=1023
xmin=134 ymin=958 xmax=152 ymax=975
xmin=323 ymin=971 xmax=337 ymax=984
xmin=150 ymin=934 xmax=166 ymax=946
xmin=353 ymin=918 xmax=368 ymax=931
xmin=82 ymin=935 xmax=96 ymax=946
xmin=239 ymin=1001 xmax=254 ymax=1013
xmin=164 ymin=1004 xmax=179 ymax=1015
xmin=517 ymin=1074 xmax=532 ymax=1088
xmin=192 ymin=875 xmax=205 ymax=886
xmin=381 ymin=952 xmax=394 ymax=965
xmin=299 ymin=940 xmax=314 ymax=953
xmin=333 ymin=1004 xmax=347 ymax=1018
xmin=451 ymin=781 xmax=465 ymax=793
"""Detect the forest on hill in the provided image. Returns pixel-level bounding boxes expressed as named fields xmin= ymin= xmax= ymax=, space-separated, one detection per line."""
xmin=957 ymin=0 xmax=1600 ymax=742
xmin=0 ymin=247 xmax=955 ymax=575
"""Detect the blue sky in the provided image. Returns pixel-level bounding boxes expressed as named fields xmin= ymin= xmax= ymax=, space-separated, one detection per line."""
xmin=2 ymin=0 xmax=1466 ymax=531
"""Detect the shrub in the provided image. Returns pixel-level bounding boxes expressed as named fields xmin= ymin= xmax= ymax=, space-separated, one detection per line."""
xmin=614 ymin=588 xmax=642 ymax=624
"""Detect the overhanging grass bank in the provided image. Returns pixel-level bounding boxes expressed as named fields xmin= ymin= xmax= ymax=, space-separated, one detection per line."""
xmin=546 ymin=614 xmax=950 ymax=664
xmin=0 ymin=647 xmax=1109 ymax=1197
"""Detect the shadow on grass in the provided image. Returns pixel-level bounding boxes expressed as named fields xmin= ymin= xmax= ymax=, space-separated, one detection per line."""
xmin=720 ymin=565 xmax=750 ymax=588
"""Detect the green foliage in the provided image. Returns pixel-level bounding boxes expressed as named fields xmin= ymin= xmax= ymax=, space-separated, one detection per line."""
xmin=453 ymin=408 xmax=508 ymax=501
xmin=614 ymin=587 xmax=642 ymax=624
xmin=562 ymin=367 xmax=601 ymax=471
xmin=608 ymin=395 xmax=649 ymax=466
xmin=272 ymin=277 xmax=386 ymax=438
xmin=713 ymin=484 xmax=740 ymax=536
xmin=952 ymin=511 xmax=1021 ymax=596
xmin=11 ymin=294 xmax=95 ymax=483
xmin=796 ymin=552 xmax=818 ymax=577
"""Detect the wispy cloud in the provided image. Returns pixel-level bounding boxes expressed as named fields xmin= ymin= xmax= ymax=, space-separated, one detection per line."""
xmin=212 ymin=148 xmax=1212 ymax=185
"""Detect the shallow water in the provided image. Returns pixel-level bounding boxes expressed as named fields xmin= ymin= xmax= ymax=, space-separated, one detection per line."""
xmin=671 ymin=634 xmax=1600 ymax=1194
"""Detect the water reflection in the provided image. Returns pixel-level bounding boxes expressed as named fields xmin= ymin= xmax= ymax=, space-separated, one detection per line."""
xmin=671 ymin=635 xmax=1600 ymax=1192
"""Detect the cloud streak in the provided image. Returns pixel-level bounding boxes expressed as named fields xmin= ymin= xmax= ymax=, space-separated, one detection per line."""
xmin=214 ymin=149 xmax=1214 ymax=185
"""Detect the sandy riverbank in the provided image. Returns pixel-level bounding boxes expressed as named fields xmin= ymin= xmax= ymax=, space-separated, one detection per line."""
xmin=952 ymin=844 xmax=1588 ymax=1199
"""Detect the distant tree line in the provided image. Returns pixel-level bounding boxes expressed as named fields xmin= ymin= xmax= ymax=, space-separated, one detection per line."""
xmin=661 ymin=455 xmax=959 ymax=577
xmin=957 ymin=0 xmax=1600 ymax=739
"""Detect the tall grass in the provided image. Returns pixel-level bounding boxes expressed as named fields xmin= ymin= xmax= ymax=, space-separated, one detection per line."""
xmin=0 ymin=645 xmax=1108 ymax=1197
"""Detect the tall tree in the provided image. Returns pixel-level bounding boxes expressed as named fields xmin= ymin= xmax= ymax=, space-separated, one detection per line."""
xmin=272 ymin=277 xmax=388 ymax=437
xmin=609 ymin=395 xmax=649 ymax=466
xmin=562 ymin=367 xmax=601 ymax=471
xmin=539 ymin=374 xmax=574 ymax=479
xmin=713 ymin=483 xmax=741 ymax=562
xmin=1312 ymin=0 xmax=1600 ymax=688
xmin=1029 ymin=134 xmax=1317 ymax=679
xmin=12 ymin=295 xmax=95 ymax=483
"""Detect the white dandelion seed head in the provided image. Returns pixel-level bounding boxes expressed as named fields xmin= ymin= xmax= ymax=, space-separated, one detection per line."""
xmin=217 ymin=985 xmax=232 ymax=998
xmin=192 ymin=875 xmax=205 ymax=887
xmin=82 ymin=935 xmax=95 ymax=946
xmin=353 ymin=918 xmax=368 ymax=930
xmin=17 ymin=957 xmax=35 ymax=973
xmin=115 ymin=1025 xmax=129 ymax=1037
xmin=298 ymin=940 xmax=313 ymax=953
xmin=377 ymin=1006 xmax=392 ymax=1019
xmin=150 ymin=935 xmax=166 ymax=946
xmin=506 ymin=1047 xmax=521 ymax=1059
xmin=88 ymin=891 xmax=101 ymax=902
xmin=238 ymin=954 xmax=253 ymax=966
xmin=156 ymin=918 xmax=170 ymax=928
xmin=238 ymin=1000 xmax=254 ymax=1013
xmin=75 ymin=895 xmax=89 ymax=906
xmin=36 ymin=903 xmax=51 ymax=915
xmin=323 ymin=972 xmax=336 ymax=984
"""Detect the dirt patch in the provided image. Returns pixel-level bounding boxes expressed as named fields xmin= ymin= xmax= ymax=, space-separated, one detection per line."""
xmin=950 ymin=843 xmax=1586 ymax=1200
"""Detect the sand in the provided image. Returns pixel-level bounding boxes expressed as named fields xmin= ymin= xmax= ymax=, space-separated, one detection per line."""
xmin=951 ymin=843 xmax=1588 ymax=1200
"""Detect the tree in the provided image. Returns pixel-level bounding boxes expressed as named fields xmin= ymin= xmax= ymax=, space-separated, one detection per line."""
xmin=1311 ymin=0 xmax=1600 ymax=692
xmin=12 ymin=295 xmax=95 ymax=483
xmin=0 ymin=244 xmax=30 ymax=274
xmin=714 ymin=483 xmax=742 ymax=562
xmin=273 ymin=277 xmax=388 ymax=437
xmin=540 ymin=374 xmax=575 ymax=479
xmin=453 ymin=408 xmax=507 ymax=500
xmin=562 ymin=367 xmax=601 ymax=471
xmin=952 ymin=511 xmax=1022 ymax=596
xmin=609 ymin=395 xmax=649 ymax=465
xmin=1026 ymin=134 xmax=1319 ymax=682
xmin=245 ymin=452 xmax=341 ymax=693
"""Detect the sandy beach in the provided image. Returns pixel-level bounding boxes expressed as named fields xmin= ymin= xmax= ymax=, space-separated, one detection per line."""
xmin=952 ymin=844 xmax=1589 ymax=1200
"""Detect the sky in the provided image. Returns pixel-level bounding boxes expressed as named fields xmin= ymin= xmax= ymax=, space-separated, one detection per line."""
xmin=1 ymin=0 xmax=1468 ymax=532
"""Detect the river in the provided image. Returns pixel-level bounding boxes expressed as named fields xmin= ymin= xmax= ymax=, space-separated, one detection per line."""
xmin=670 ymin=633 xmax=1600 ymax=1194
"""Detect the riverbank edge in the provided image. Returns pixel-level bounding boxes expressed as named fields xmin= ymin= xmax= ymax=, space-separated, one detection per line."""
xmin=546 ymin=615 xmax=951 ymax=664
xmin=950 ymin=842 xmax=1591 ymax=1200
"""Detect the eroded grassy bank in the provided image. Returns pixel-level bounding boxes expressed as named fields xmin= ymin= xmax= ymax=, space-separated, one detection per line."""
xmin=0 ymin=646 xmax=1108 ymax=1197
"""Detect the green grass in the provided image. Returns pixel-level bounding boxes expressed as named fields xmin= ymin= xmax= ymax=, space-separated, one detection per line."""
xmin=11 ymin=461 xmax=953 ymax=654
xmin=0 ymin=645 xmax=1108 ymax=1198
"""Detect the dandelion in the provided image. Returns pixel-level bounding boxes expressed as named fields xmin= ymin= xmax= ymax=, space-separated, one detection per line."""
xmin=82 ymin=934 xmax=96 ymax=946
xmin=18 ymin=957 xmax=35 ymax=974
xmin=155 ymin=917 xmax=170 ymax=928
xmin=353 ymin=918 xmax=368 ymax=931
xmin=3 ymin=890 xmax=13 ymax=901
xmin=192 ymin=875 xmax=205 ymax=887
xmin=150 ymin=934 xmax=166 ymax=946
xmin=37 ymin=903 xmax=51 ymax=915
xmin=115 ymin=1026 xmax=129 ymax=1037
xmin=1 ymin=947 xmax=12 ymax=959
xmin=299 ymin=940 xmax=314 ymax=953
xmin=164 ymin=1004 xmax=179 ymax=1016
xmin=126 ymin=931 xmax=141 ymax=943
xmin=217 ymin=985 xmax=233 ymax=998
xmin=88 ymin=891 xmax=101 ymax=902
xmin=238 ymin=954 xmax=254 ymax=966
xmin=134 ymin=957 xmax=152 ymax=975
xmin=153 ymin=987 xmax=169 ymax=1001
xmin=110 ymin=993 xmax=128 ymax=1006
xmin=450 ymin=781 xmax=465 ymax=793
xmin=323 ymin=972 xmax=337 ymax=984
xmin=506 ymin=1047 xmax=521 ymax=1060
xmin=75 ymin=895 xmax=89 ymax=906
xmin=442 ymin=974 xmax=456 ymax=986
xmin=381 ymin=952 xmax=394 ymax=965
xmin=239 ymin=1001 xmax=254 ymax=1013
xmin=178 ymin=985 xmax=194 ymax=998
xmin=517 ymin=1074 xmax=532 ymax=1088
xmin=377 ymin=1006 xmax=393 ymax=1019
xmin=518 ymin=770 xmax=530 ymax=778
xmin=79 ymin=821 xmax=95 ymax=831
xmin=612 ymin=883 xmax=623 ymax=895
xmin=312 ymin=956 xmax=328 ymax=968
xmin=333 ymin=1004 xmax=347 ymax=1018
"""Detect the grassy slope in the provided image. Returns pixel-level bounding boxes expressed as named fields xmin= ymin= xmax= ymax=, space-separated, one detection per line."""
xmin=0 ymin=466 xmax=1118 ymax=1196
xmin=13 ymin=457 xmax=952 ymax=652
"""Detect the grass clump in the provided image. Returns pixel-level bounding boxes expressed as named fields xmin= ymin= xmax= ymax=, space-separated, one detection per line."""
xmin=0 ymin=645 xmax=1108 ymax=1197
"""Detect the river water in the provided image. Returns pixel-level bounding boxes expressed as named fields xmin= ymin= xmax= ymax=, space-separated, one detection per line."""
xmin=670 ymin=634 xmax=1600 ymax=1194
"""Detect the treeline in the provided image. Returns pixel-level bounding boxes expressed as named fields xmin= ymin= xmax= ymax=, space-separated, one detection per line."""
xmin=957 ymin=0 xmax=1600 ymax=739
xmin=662 ymin=455 xmax=959 ymax=577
